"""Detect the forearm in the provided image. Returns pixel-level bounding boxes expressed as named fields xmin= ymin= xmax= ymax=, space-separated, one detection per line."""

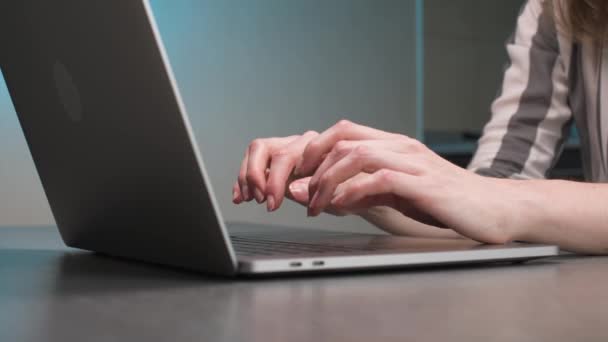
xmin=360 ymin=206 xmax=465 ymax=240
xmin=359 ymin=178 xmax=608 ymax=254
xmin=511 ymin=179 xmax=608 ymax=254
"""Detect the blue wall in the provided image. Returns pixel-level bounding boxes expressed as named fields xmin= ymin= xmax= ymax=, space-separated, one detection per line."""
xmin=0 ymin=0 xmax=418 ymax=230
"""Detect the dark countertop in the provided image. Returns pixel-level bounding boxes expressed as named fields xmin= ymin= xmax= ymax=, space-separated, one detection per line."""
xmin=1 ymin=226 xmax=607 ymax=342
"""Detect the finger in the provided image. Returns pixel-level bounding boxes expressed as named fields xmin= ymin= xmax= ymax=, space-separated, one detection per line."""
xmin=245 ymin=136 xmax=298 ymax=204
xmin=232 ymin=182 xmax=243 ymax=204
xmin=307 ymin=141 xmax=354 ymax=198
xmin=319 ymin=172 xmax=371 ymax=216
xmin=309 ymin=147 xmax=423 ymax=216
xmin=286 ymin=177 xmax=310 ymax=206
xmin=332 ymin=193 xmax=397 ymax=214
xmin=246 ymin=139 xmax=271 ymax=203
xmin=295 ymin=120 xmax=397 ymax=177
xmin=331 ymin=170 xmax=444 ymax=227
xmin=285 ymin=177 xmax=349 ymax=217
xmin=337 ymin=193 xmax=443 ymax=227
xmin=308 ymin=139 xmax=417 ymax=197
xmin=266 ymin=131 xmax=318 ymax=211
xmin=238 ymin=149 xmax=252 ymax=201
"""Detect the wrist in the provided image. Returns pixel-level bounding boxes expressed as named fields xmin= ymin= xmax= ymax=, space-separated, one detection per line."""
xmin=500 ymin=178 xmax=553 ymax=242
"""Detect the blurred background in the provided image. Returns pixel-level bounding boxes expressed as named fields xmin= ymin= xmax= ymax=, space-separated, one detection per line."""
xmin=3 ymin=0 xmax=565 ymax=232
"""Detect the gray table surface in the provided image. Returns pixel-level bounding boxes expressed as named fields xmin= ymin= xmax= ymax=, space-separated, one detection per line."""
xmin=1 ymin=226 xmax=607 ymax=342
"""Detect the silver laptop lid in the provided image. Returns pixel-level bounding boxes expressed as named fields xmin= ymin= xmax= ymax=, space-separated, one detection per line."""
xmin=0 ymin=0 xmax=237 ymax=275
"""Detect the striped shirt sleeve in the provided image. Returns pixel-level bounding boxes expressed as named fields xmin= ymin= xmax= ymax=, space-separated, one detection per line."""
xmin=468 ymin=0 xmax=573 ymax=179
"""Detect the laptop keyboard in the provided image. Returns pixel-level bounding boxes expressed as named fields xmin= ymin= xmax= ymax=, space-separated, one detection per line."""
xmin=231 ymin=236 xmax=381 ymax=257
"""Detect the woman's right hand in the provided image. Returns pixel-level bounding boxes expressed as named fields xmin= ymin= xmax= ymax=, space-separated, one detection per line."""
xmin=232 ymin=130 xmax=320 ymax=212
xmin=233 ymin=121 xmax=402 ymax=216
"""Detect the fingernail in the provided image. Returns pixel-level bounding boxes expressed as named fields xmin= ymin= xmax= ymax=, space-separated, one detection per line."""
xmin=267 ymin=195 xmax=276 ymax=212
xmin=232 ymin=189 xmax=239 ymax=203
xmin=254 ymin=188 xmax=264 ymax=203
xmin=289 ymin=182 xmax=307 ymax=197
xmin=242 ymin=185 xmax=250 ymax=201
xmin=309 ymin=192 xmax=319 ymax=211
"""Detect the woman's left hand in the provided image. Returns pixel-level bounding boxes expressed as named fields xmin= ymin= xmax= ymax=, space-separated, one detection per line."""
xmin=296 ymin=120 xmax=531 ymax=244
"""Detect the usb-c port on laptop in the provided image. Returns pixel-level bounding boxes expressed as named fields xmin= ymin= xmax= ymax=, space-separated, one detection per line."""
xmin=289 ymin=261 xmax=302 ymax=267
xmin=312 ymin=261 xmax=325 ymax=266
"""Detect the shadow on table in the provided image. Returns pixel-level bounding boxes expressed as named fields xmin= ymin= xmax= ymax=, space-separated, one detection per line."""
xmin=0 ymin=248 xmax=224 ymax=297
xmin=0 ymin=248 xmax=245 ymax=342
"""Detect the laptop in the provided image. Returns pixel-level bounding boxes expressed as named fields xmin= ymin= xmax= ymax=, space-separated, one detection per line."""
xmin=0 ymin=1 xmax=558 ymax=276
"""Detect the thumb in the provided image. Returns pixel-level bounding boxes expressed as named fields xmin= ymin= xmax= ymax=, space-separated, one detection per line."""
xmin=286 ymin=177 xmax=311 ymax=205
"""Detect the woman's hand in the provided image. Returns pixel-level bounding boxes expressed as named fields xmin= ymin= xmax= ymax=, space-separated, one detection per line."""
xmin=234 ymin=120 xmax=530 ymax=244
xmin=233 ymin=122 xmax=398 ymax=216
xmin=300 ymin=120 xmax=529 ymax=244
xmin=278 ymin=175 xmax=373 ymax=217
xmin=232 ymin=131 xmax=317 ymax=211
xmin=233 ymin=129 xmax=363 ymax=216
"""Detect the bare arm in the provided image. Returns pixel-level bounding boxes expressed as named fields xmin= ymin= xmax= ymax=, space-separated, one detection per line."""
xmin=360 ymin=180 xmax=608 ymax=254
xmin=511 ymin=180 xmax=608 ymax=254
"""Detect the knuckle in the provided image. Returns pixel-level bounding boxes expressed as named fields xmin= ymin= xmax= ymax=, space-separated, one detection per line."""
xmin=376 ymin=169 xmax=395 ymax=183
xmin=395 ymin=135 xmax=425 ymax=153
xmin=353 ymin=145 xmax=371 ymax=157
xmin=304 ymin=140 xmax=320 ymax=155
xmin=408 ymin=139 xmax=426 ymax=152
xmin=249 ymin=138 xmax=265 ymax=151
xmin=303 ymin=130 xmax=319 ymax=137
xmin=333 ymin=140 xmax=351 ymax=154
xmin=272 ymin=148 xmax=292 ymax=158
xmin=335 ymin=119 xmax=353 ymax=130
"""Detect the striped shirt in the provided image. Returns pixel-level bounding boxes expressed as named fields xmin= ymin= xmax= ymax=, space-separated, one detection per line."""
xmin=468 ymin=0 xmax=608 ymax=182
